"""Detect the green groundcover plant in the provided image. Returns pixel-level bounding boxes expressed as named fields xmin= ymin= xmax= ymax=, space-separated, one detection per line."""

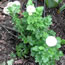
xmin=3 ymin=0 xmax=65 ymax=65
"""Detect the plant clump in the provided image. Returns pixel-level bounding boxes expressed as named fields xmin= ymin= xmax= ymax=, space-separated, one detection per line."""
xmin=3 ymin=0 xmax=64 ymax=65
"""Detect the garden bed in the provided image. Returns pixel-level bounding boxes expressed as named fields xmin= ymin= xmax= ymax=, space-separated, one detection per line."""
xmin=0 ymin=0 xmax=65 ymax=65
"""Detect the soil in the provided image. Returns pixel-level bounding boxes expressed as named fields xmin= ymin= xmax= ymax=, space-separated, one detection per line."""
xmin=0 ymin=0 xmax=65 ymax=65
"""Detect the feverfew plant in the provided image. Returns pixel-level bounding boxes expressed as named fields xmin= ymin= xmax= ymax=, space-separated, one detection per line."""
xmin=5 ymin=0 xmax=63 ymax=65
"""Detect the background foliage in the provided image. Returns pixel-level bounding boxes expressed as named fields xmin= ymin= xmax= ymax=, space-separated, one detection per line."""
xmin=45 ymin=0 xmax=62 ymax=8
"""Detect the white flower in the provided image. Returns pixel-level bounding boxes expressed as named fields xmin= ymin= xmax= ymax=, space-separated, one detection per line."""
xmin=26 ymin=5 xmax=36 ymax=15
xmin=7 ymin=2 xmax=14 ymax=7
xmin=46 ymin=36 xmax=57 ymax=47
xmin=3 ymin=1 xmax=20 ymax=15
xmin=54 ymin=0 xmax=59 ymax=3
xmin=7 ymin=1 xmax=20 ymax=6
xmin=13 ymin=1 xmax=20 ymax=6
xmin=3 ymin=6 xmax=10 ymax=15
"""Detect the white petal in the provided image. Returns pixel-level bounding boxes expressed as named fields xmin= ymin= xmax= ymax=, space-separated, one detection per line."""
xmin=29 ymin=12 xmax=32 ymax=15
xmin=3 ymin=6 xmax=9 ymax=15
xmin=13 ymin=1 xmax=20 ymax=5
xmin=7 ymin=2 xmax=13 ymax=7
xmin=26 ymin=5 xmax=36 ymax=13
xmin=46 ymin=36 xmax=57 ymax=47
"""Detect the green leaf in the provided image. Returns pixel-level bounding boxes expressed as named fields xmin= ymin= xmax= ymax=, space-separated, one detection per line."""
xmin=39 ymin=46 xmax=44 ymax=50
xmin=31 ymin=46 xmax=39 ymax=51
xmin=59 ymin=51 xmax=63 ymax=57
xmin=36 ymin=6 xmax=44 ymax=16
xmin=22 ymin=12 xmax=28 ymax=17
xmin=43 ymin=57 xmax=48 ymax=63
xmin=45 ymin=0 xmax=62 ymax=8
xmin=27 ymin=25 xmax=35 ymax=31
xmin=56 ymin=43 xmax=61 ymax=48
xmin=57 ymin=37 xmax=61 ymax=44
xmin=59 ymin=4 xmax=65 ymax=12
xmin=27 ymin=0 xmax=34 ymax=6
xmin=22 ymin=37 xmax=28 ymax=43
xmin=61 ymin=39 xmax=65 ymax=44
xmin=48 ymin=30 xmax=56 ymax=36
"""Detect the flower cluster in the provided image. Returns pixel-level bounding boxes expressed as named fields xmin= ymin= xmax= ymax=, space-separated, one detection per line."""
xmin=46 ymin=36 xmax=57 ymax=47
xmin=3 ymin=1 xmax=20 ymax=15
xmin=26 ymin=5 xmax=36 ymax=15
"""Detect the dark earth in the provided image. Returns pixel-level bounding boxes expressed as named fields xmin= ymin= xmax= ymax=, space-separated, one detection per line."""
xmin=0 ymin=0 xmax=65 ymax=65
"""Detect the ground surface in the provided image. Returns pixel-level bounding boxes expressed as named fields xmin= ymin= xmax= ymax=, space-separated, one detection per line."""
xmin=0 ymin=0 xmax=65 ymax=65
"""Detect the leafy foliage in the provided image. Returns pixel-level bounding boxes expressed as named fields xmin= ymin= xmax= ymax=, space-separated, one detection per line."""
xmin=31 ymin=37 xmax=63 ymax=65
xmin=45 ymin=0 xmax=62 ymax=8
xmin=8 ymin=0 xmax=63 ymax=65
xmin=7 ymin=4 xmax=20 ymax=15
xmin=16 ymin=42 xmax=30 ymax=58
xmin=59 ymin=4 xmax=65 ymax=12
xmin=61 ymin=39 xmax=65 ymax=44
